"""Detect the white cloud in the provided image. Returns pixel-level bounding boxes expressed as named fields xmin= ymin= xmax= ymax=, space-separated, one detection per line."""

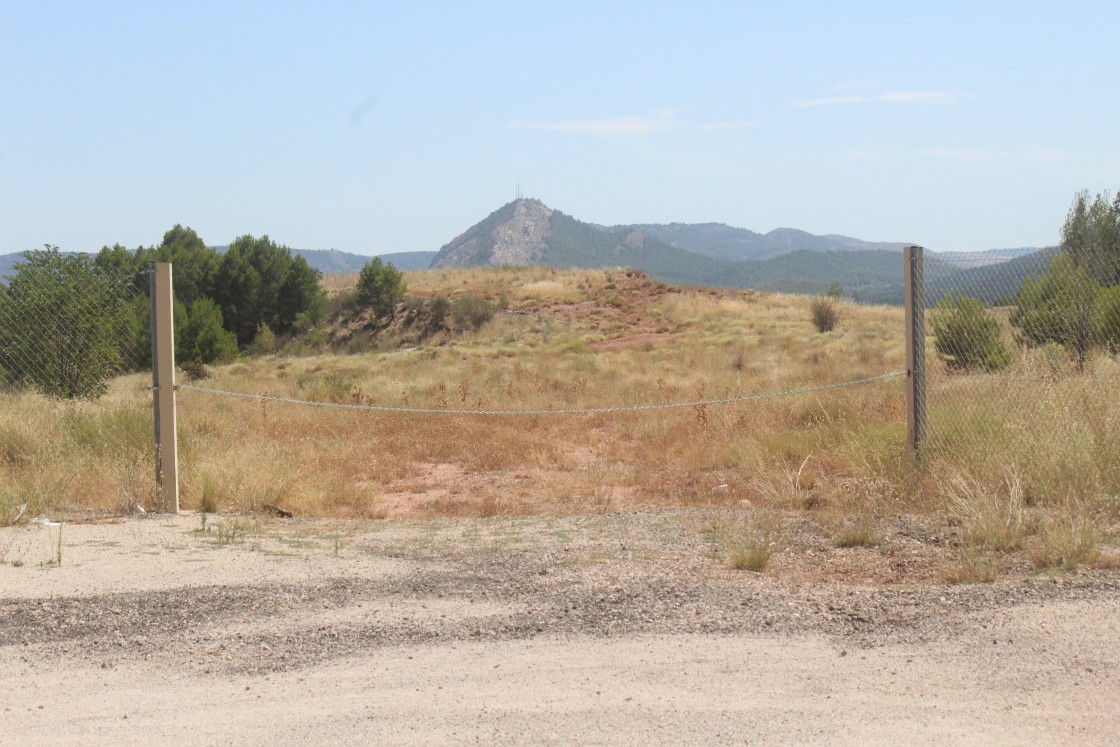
xmin=506 ymin=110 xmax=759 ymax=135
xmin=796 ymin=88 xmax=969 ymax=108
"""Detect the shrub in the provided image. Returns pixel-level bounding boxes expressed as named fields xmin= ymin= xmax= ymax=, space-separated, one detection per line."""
xmin=932 ymin=294 xmax=1013 ymax=372
xmin=427 ymin=297 xmax=451 ymax=332
xmin=181 ymin=297 xmax=239 ymax=364
xmin=327 ymin=288 xmax=360 ymax=318
xmin=809 ymin=296 xmax=839 ymax=333
xmin=247 ymin=323 xmax=278 ymax=355
xmin=452 ymin=295 xmax=496 ymax=331
xmin=179 ymin=360 xmax=212 ymax=382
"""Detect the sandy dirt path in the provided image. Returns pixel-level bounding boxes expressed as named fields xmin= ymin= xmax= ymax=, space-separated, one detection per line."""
xmin=2 ymin=512 xmax=1117 ymax=745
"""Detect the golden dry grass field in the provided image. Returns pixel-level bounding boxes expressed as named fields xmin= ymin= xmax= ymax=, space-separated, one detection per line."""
xmin=1 ymin=266 xmax=1118 ymax=582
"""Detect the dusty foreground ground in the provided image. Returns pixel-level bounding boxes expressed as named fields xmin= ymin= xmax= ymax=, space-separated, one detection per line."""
xmin=1 ymin=511 xmax=1118 ymax=745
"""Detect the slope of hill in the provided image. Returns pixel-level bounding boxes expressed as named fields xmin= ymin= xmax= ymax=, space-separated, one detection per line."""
xmin=928 ymin=247 xmax=1041 ymax=268
xmin=615 ymin=222 xmax=912 ymax=261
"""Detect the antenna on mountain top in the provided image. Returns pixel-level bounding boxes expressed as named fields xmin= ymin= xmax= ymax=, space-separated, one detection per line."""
xmin=516 ymin=183 xmax=521 ymax=200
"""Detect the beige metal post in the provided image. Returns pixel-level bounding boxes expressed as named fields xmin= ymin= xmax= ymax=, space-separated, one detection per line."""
xmin=903 ymin=246 xmax=926 ymax=455
xmin=152 ymin=262 xmax=180 ymax=512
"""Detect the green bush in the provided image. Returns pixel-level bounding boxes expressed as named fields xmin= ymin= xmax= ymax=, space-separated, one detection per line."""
xmin=932 ymin=294 xmax=1013 ymax=372
xmin=452 ymin=295 xmax=496 ymax=331
xmin=247 ymin=323 xmax=279 ymax=355
xmin=428 ymin=297 xmax=451 ymax=331
xmin=181 ymin=297 xmax=238 ymax=364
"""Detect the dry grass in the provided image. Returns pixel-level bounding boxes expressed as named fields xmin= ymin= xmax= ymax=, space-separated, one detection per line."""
xmin=1 ymin=264 xmax=1117 ymax=581
xmin=832 ymin=520 xmax=880 ymax=549
xmin=711 ymin=514 xmax=779 ymax=572
xmin=946 ymin=473 xmax=1028 ymax=552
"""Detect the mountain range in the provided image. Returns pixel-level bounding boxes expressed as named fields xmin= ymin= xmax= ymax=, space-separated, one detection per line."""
xmin=1 ymin=199 xmax=1051 ymax=304
xmin=429 ymin=198 xmax=1052 ymax=304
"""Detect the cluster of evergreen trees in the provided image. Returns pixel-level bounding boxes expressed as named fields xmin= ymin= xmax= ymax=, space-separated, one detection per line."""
xmin=0 ymin=226 xmax=328 ymax=397
xmin=96 ymin=224 xmax=327 ymax=358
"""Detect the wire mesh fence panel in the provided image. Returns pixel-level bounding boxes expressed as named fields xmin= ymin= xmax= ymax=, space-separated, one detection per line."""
xmin=0 ymin=247 xmax=154 ymax=522
xmin=0 ymin=248 xmax=151 ymax=396
xmin=922 ymin=230 xmax=1120 ymax=498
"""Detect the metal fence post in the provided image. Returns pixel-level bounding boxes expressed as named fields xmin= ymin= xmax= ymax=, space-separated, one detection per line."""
xmin=151 ymin=262 xmax=180 ymax=512
xmin=904 ymin=246 xmax=926 ymax=455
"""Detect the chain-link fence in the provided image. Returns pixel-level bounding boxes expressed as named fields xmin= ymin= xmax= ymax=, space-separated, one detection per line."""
xmin=0 ymin=248 xmax=154 ymax=522
xmin=921 ymin=239 xmax=1120 ymax=500
xmin=0 ymin=248 xmax=151 ymax=395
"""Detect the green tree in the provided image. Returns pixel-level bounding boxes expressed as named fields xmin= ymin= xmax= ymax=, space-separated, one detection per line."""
xmin=357 ymin=257 xmax=405 ymax=318
xmin=1011 ymin=254 xmax=1103 ymax=372
xmin=213 ymin=241 xmax=263 ymax=345
xmin=278 ymin=255 xmax=326 ymax=331
xmin=213 ymin=235 xmax=326 ymax=345
xmin=932 ymin=294 xmax=1012 ymax=372
xmin=1061 ymin=189 xmax=1120 ymax=288
xmin=153 ymin=225 xmax=219 ymax=306
xmin=0 ymin=247 xmax=133 ymax=398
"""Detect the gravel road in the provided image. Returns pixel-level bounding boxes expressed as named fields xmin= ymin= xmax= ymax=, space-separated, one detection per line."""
xmin=1 ymin=511 xmax=1117 ymax=745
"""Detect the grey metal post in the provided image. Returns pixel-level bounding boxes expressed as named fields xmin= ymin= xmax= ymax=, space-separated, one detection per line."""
xmin=904 ymin=245 xmax=926 ymax=454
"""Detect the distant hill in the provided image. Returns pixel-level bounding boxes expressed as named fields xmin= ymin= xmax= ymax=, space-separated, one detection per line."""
xmin=428 ymin=198 xmax=1060 ymax=305
xmin=925 ymin=247 xmax=1058 ymax=306
xmin=931 ymin=247 xmax=1041 ymax=268
xmin=431 ymin=199 xmax=939 ymax=302
xmin=0 ymin=253 xmax=23 ymax=279
xmin=290 ymin=249 xmax=436 ymax=273
xmin=614 ymin=222 xmax=912 ymax=261
xmin=207 ymin=247 xmax=436 ymax=274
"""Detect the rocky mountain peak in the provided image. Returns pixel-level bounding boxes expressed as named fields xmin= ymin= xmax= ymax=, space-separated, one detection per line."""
xmin=430 ymin=198 xmax=553 ymax=268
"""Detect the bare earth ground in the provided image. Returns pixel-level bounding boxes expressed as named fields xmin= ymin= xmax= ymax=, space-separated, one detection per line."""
xmin=1 ymin=511 xmax=1118 ymax=745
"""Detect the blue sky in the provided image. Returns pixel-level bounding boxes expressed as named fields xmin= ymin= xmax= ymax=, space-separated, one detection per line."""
xmin=2 ymin=1 xmax=1117 ymax=256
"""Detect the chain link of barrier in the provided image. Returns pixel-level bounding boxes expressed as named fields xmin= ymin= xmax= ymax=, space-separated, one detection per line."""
xmin=178 ymin=371 xmax=906 ymax=416
xmin=0 ymin=249 xmax=148 ymax=399
xmin=921 ymin=211 xmax=1120 ymax=457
